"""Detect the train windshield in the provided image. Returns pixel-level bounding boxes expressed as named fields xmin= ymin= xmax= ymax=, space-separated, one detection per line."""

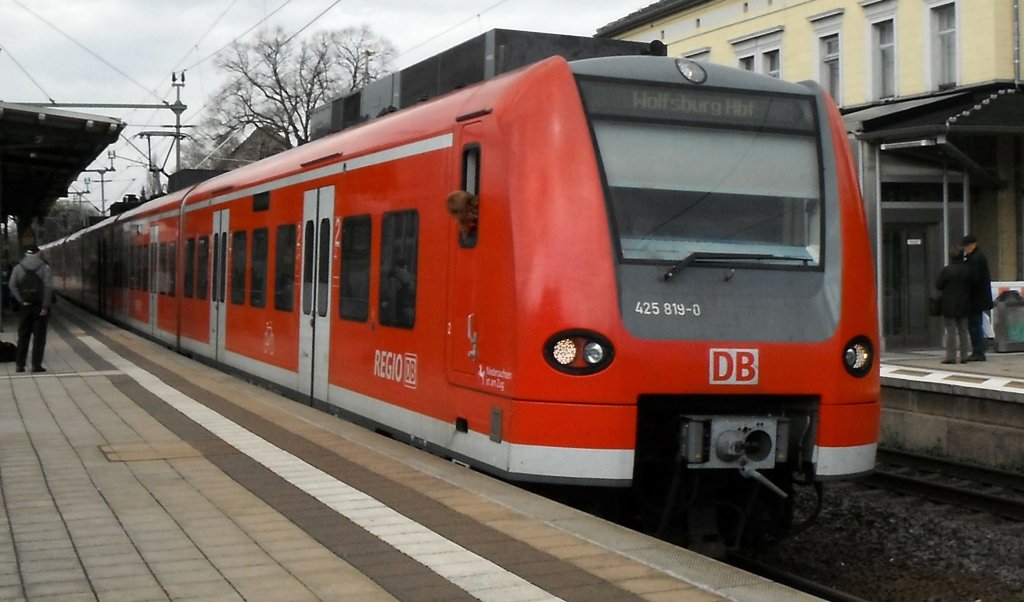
xmin=578 ymin=78 xmax=823 ymax=267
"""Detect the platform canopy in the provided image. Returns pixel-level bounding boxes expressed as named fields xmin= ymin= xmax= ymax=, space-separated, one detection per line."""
xmin=0 ymin=101 xmax=124 ymax=226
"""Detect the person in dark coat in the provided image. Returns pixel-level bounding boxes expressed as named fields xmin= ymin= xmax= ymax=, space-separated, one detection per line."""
xmin=961 ymin=234 xmax=993 ymax=361
xmin=8 ymin=245 xmax=54 ymax=373
xmin=934 ymin=245 xmax=972 ymax=364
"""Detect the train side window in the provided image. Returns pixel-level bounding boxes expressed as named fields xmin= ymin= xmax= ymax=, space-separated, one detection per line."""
xmin=184 ymin=238 xmax=195 ymax=298
xmin=137 ymin=245 xmax=144 ymax=291
xmin=274 ymin=225 xmax=296 ymax=312
xmin=379 ymin=210 xmax=418 ymax=329
xmin=197 ymin=236 xmax=210 ymax=300
xmin=302 ymin=222 xmax=315 ymax=315
xmin=340 ymin=215 xmax=371 ymax=322
xmin=250 ymin=228 xmax=268 ymax=308
xmin=129 ymin=246 xmax=136 ymax=289
xmin=158 ymin=243 xmax=168 ymax=295
xmin=317 ymin=218 xmax=331 ymax=317
xmin=253 ymin=191 xmax=270 ymax=212
xmin=218 ymin=233 xmax=228 ymax=302
xmin=230 ymin=231 xmax=247 ymax=305
xmin=167 ymin=242 xmax=176 ymax=297
xmin=459 ymin=145 xmax=481 ymax=248
xmin=144 ymin=243 xmax=152 ymax=292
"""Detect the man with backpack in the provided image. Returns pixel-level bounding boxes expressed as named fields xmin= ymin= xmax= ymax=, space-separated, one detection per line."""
xmin=9 ymin=246 xmax=53 ymax=373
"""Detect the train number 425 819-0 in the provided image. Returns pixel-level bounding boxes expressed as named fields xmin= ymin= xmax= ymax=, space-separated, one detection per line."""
xmin=634 ymin=301 xmax=702 ymax=317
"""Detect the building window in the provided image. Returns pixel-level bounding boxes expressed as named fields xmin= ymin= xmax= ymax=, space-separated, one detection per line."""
xmin=810 ymin=9 xmax=843 ymax=103
xmin=730 ymin=27 xmax=783 ymax=77
xmin=820 ymin=34 xmax=840 ymax=102
xmin=931 ymin=2 xmax=957 ymax=89
xmin=763 ymin=50 xmax=781 ymax=78
xmin=874 ymin=19 xmax=896 ymax=99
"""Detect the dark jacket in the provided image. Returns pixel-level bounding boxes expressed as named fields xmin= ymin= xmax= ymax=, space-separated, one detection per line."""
xmin=935 ymin=261 xmax=972 ymax=319
xmin=964 ymin=248 xmax=994 ymax=313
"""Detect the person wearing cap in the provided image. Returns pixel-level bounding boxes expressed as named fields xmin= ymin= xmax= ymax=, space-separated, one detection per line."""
xmin=8 ymin=245 xmax=54 ymax=373
xmin=961 ymin=234 xmax=993 ymax=361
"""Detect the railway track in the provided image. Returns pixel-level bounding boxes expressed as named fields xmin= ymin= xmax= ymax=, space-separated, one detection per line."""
xmin=866 ymin=448 xmax=1024 ymax=521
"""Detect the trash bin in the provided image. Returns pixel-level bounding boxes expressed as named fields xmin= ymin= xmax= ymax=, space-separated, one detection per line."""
xmin=993 ymin=290 xmax=1024 ymax=353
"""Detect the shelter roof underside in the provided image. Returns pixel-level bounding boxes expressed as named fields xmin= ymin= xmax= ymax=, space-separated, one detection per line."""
xmin=0 ymin=102 xmax=123 ymax=224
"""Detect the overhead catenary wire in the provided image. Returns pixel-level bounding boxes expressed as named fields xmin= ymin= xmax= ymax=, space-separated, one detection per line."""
xmin=10 ymin=0 xmax=165 ymax=103
xmin=390 ymin=0 xmax=512 ymax=66
xmin=0 ymin=43 xmax=55 ymax=103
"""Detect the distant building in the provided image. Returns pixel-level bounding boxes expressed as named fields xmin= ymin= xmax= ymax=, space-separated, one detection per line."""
xmin=215 ymin=127 xmax=291 ymax=169
xmin=168 ymin=127 xmax=292 ymax=194
xmin=599 ymin=0 xmax=1024 ymax=349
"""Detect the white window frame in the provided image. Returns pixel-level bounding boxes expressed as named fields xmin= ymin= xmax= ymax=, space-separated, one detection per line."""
xmin=731 ymin=27 xmax=784 ymax=78
xmin=863 ymin=0 xmax=898 ymax=101
xmin=810 ymin=10 xmax=844 ymax=105
xmin=925 ymin=0 xmax=959 ymax=90
xmin=684 ymin=47 xmax=711 ymax=62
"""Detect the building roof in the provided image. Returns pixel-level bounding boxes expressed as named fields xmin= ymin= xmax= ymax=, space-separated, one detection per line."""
xmin=844 ymin=83 xmax=1024 ymax=187
xmin=0 ymin=102 xmax=124 ymax=225
xmin=844 ymin=84 xmax=1024 ymax=140
xmin=596 ymin=0 xmax=710 ymax=38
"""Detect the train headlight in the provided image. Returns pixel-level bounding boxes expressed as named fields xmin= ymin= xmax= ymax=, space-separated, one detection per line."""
xmin=545 ymin=331 xmax=614 ymax=375
xmin=583 ymin=341 xmax=605 ymax=365
xmin=675 ymin=58 xmax=707 ymax=84
xmin=843 ymin=336 xmax=874 ymax=377
xmin=552 ymin=339 xmax=577 ymax=365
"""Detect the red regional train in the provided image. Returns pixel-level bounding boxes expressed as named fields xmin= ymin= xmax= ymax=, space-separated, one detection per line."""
xmin=48 ymin=52 xmax=880 ymax=550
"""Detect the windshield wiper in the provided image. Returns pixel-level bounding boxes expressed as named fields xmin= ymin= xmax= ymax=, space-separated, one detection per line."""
xmin=661 ymin=251 xmax=806 ymax=281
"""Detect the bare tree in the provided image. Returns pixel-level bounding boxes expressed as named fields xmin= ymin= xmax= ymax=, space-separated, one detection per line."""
xmin=203 ymin=25 xmax=395 ymax=150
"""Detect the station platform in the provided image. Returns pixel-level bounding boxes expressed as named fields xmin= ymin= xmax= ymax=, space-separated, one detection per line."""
xmin=0 ymin=303 xmax=812 ymax=602
xmin=882 ymin=345 xmax=1024 ymax=398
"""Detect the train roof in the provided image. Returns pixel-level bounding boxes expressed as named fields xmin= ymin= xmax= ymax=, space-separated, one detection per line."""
xmin=72 ymin=51 xmax=822 ymax=239
xmin=178 ymin=54 xmax=576 ymax=207
xmin=569 ymin=55 xmax=816 ymax=96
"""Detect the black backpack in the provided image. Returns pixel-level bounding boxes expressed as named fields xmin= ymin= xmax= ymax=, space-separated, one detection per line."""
xmin=17 ymin=266 xmax=44 ymax=304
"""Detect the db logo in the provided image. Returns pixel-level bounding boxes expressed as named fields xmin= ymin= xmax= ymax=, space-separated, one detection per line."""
xmin=709 ymin=348 xmax=759 ymax=385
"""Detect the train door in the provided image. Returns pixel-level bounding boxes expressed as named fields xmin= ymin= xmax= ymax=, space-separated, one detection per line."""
xmin=299 ymin=186 xmax=335 ymax=401
xmin=447 ymin=138 xmax=484 ymax=384
xmin=210 ymin=210 xmax=230 ymax=360
xmin=148 ymin=226 xmax=159 ymax=336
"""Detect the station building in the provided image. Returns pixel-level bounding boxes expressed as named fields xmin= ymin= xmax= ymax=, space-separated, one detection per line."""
xmin=598 ymin=0 xmax=1024 ymax=350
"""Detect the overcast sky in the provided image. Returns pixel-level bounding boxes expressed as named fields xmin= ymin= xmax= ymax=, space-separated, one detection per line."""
xmin=1 ymin=0 xmax=655 ymax=206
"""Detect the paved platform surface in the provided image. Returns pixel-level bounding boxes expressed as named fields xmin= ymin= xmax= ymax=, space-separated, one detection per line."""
xmin=881 ymin=345 xmax=1024 ymax=400
xmin=0 ymin=304 xmax=813 ymax=602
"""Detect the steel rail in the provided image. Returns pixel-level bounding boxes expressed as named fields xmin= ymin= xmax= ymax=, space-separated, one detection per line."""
xmin=867 ymin=449 xmax=1024 ymax=521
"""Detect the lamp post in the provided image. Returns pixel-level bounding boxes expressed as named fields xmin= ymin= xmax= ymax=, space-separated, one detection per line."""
xmin=171 ymin=72 xmax=186 ymax=173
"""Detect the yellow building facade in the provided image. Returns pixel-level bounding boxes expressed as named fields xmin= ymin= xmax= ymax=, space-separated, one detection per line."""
xmin=600 ymin=0 xmax=1024 ymax=350
xmin=602 ymin=0 xmax=1021 ymax=106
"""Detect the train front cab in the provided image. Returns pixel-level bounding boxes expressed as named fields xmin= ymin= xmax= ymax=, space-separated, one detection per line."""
xmin=456 ymin=55 xmax=882 ymax=549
